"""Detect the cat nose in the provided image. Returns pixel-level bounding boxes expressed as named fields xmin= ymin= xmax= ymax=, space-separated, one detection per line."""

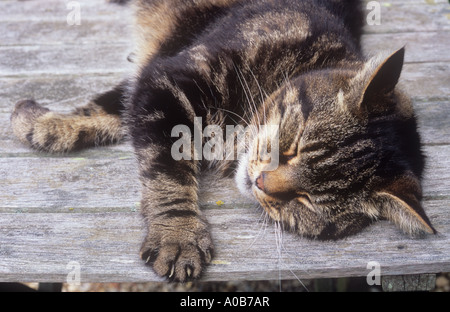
xmin=256 ymin=174 xmax=265 ymax=192
xmin=254 ymin=169 xmax=298 ymax=200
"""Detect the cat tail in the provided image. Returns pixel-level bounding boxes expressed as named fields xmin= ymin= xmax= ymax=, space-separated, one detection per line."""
xmin=11 ymin=81 xmax=128 ymax=153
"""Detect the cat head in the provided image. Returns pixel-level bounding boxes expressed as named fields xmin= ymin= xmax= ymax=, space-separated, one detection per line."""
xmin=236 ymin=48 xmax=436 ymax=239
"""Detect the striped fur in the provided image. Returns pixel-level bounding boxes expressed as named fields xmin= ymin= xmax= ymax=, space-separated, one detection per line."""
xmin=11 ymin=0 xmax=434 ymax=282
xmin=11 ymin=84 xmax=126 ymax=153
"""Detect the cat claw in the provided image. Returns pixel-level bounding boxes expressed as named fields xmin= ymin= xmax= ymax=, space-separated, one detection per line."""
xmin=141 ymin=239 xmax=213 ymax=282
xmin=168 ymin=264 xmax=175 ymax=279
xmin=186 ymin=266 xmax=192 ymax=278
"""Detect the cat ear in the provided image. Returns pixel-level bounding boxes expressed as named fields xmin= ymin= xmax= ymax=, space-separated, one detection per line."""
xmin=362 ymin=47 xmax=404 ymax=101
xmin=374 ymin=173 xmax=436 ymax=236
xmin=353 ymin=47 xmax=405 ymax=114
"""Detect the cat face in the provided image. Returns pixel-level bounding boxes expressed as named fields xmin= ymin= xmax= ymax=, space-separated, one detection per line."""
xmin=236 ymin=48 xmax=436 ymax=238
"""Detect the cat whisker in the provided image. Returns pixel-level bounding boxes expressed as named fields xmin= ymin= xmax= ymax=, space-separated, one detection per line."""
xmin=244 ymin=64 xmax=269 ymax=126
xmin=248 ymin=205 xmax=271 ymax=249
xmin=280 ymin=261 xmax=310 ymax=292
xmin=274 ymin=216 xmax=311 ymax=292
xmin=224 ymin=80 xmax=260 ymax=156
xmin=281 ymin=243 xmax=313 ymax=281
xmin=212 ymin=107 xmax=250 ymax=127
xmin=274 ymin=220 xmax=283 ymax=258
xmin=233 ymin=62 xmax=262 ymax=130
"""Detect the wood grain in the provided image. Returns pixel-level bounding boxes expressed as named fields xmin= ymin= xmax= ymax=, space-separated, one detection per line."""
xmin=0 ymin=145 xmax=448 ymax=212
xmin=0 ymin=199 xmax=448 ymax=283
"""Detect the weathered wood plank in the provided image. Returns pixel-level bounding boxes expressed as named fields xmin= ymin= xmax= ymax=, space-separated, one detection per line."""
xmin=415 ymin=101 xmax=450 ymax=145
xmin=0 ymin=44 xmax=133 ymax=77
xmin=0 ymin=0 xmax=130 ymax=22
xmin=0 ymin=74 xmax=125 ymax=113
xmin=1 ymin=1 xmax=448 ymax=40
xmin=1 ymin=32 xmax=448 ymax=77
xmin=401 ymin=63 xmax=450 ymax=102
xmin=0 ymin=20 xmax=131 ymax=48
xmin=363 ymin=2 xmax=450 ymax=34
xmin=0 ymin=145 xmax=448 ymax=213
xmin=0 ymin=197 xmax=448 ymax=283
xmin=0 ymin=20 xmax=131 ymax=46
xmin=362 ymin=31 xmax=450 ymax=63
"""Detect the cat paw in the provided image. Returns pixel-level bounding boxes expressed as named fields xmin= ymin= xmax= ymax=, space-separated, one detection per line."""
xmin=10 ymin=99 xmax=50 ymax=146
xmin=140 ymin=217 xmax=214 ymax=282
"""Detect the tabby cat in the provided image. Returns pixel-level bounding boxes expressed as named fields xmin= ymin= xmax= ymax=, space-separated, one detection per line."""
xmin=11 ymin=0 xmax=436 ymax=282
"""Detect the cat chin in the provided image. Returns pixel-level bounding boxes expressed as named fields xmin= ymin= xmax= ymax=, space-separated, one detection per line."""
xmin=235 ymin=152 xmax=255 ymax=200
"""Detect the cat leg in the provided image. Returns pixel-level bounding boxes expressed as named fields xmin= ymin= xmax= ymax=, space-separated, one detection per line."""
xmin=129 ymin=79 xmax=214 ymax=282
xmin=11 ymin=83 xmax=126 ymax=153
xmin=138 ymin=151 xmax=214 ymax=282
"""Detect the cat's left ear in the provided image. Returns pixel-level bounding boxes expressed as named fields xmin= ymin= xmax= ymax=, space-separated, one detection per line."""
xmin=362 ymin=47 xmax=404 ymax=102
xmin=353 ymin=47 xmax=405 ymax=114
xmin=374 ymin=173 xmax=436 ymax=236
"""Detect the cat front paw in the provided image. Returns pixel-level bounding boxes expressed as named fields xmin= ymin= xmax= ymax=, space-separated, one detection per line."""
xmin=140 ymin=215 xmax=214 ymax=282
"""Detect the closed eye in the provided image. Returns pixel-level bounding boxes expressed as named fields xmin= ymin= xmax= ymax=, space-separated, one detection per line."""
xmin=282 ymin=153 xmax=296 ymax=161
xmin=296 ymin=192 xmax=312 ymax=202
xmin=281 ymin=151 xmax=297 ymax=163
xmin=299 ymin=141 xmax=325 ymax=154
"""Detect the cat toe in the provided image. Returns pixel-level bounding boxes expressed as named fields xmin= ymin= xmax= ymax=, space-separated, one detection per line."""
xmin=11 ymin=99 xmax=50 ymax=145
xmin=12 ymin=99 xmax=49 ymax=121
xmin=140 ymin=231 xmax=213 ymax=282
xmin=141 ymin=243 xmax=210 ymax=282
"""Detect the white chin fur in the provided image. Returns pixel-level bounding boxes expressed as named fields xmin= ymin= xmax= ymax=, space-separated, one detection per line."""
xmin=235 ymin=152 xmax=254 ymax=199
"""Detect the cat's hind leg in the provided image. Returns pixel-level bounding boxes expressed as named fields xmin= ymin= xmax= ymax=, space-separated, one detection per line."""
xmin=11 ymin=83 xmax=126 ymax=153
